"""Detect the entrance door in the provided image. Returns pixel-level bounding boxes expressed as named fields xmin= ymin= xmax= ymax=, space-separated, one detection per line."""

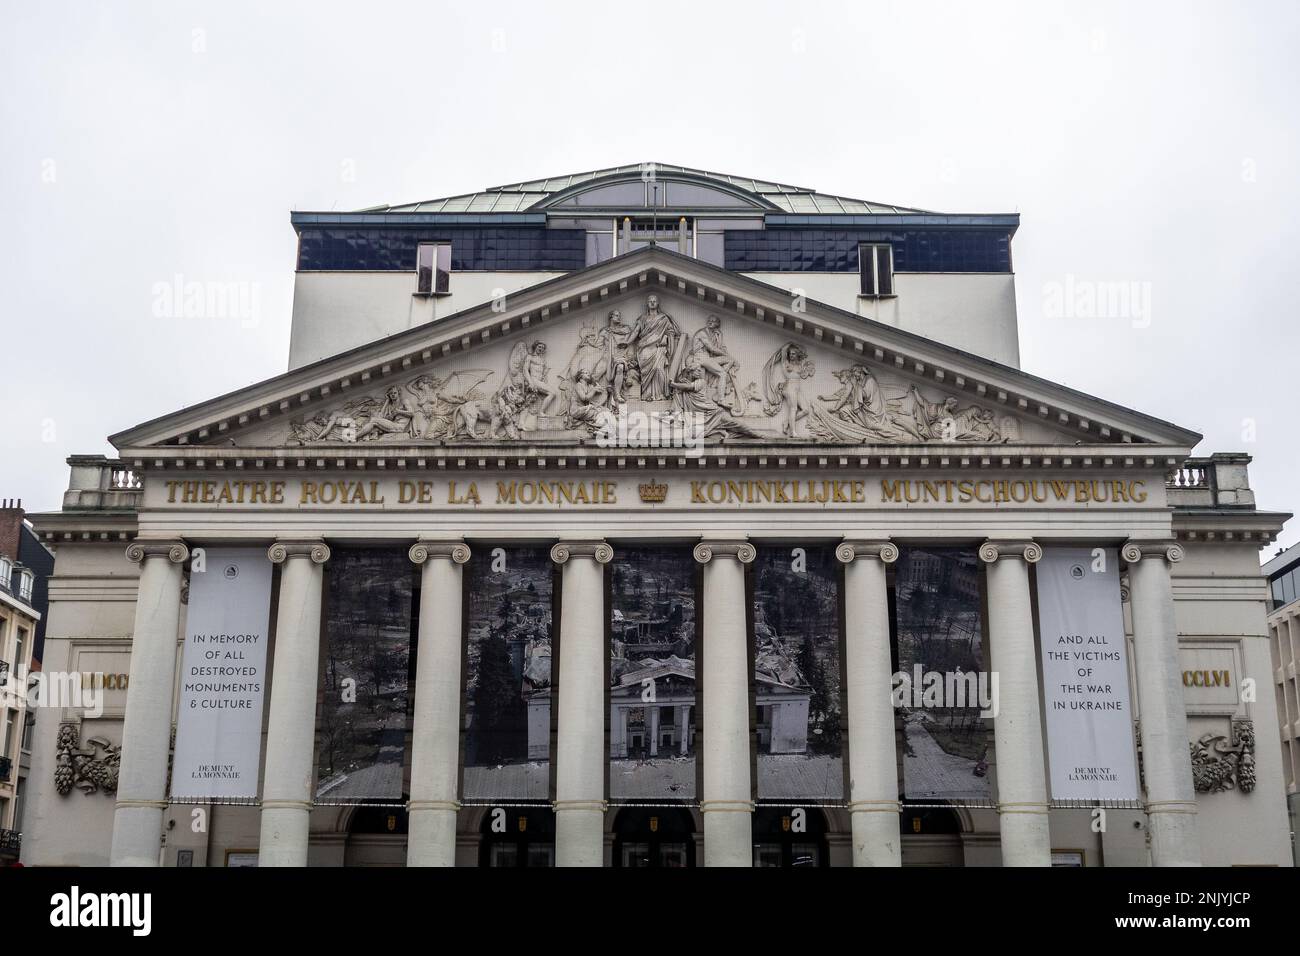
xmin=479 ymin=806 xmax=555 ymax=867
xmin=612 ymin=807 xmax=696 ymax=867
xmin=901 ymin=804 xmax=964 ymax=867
xmin=751 ymin=806 xmax=829 ymax=867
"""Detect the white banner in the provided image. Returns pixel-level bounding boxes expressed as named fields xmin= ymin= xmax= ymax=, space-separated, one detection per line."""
xmin=171 ymin=548 xmax=273 ymax=799
xmin=1035 ymin=547 xmax=1139 ymax=801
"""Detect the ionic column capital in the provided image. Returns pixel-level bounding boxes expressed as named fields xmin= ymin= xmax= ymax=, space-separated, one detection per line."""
xmin=836 ymin=539 xmax=899 ymax=564
xmin=978 ymin=539 xmax=1042 ymax=564
xmin=1121 ymin=539 xmax=1184 ymax=565
xmin=693 ymin=539 xmax=755 ymax=565
xmin=409 ymin=540 xmax=471 ymax=565
xmin=550 ymin=540 xmax=613 ymax=565
xmin=267 ymin=540 xmax=331 ymax=565
xmin=125 ymin=539 xmax=189 ymax=565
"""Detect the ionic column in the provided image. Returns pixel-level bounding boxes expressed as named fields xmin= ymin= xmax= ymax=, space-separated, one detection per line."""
xmin=407 ymin=540 xmax=471 ymax=867
xmin=979 ymin=539 xmax=1051 ymax=867
xmin=837 ymin=539 xmax=901 ymax=867
xmin=259 ymin=540 xmax=330 ymax=867
xmin=110 ymin=540 xmax=188 ymax=867
xmin=550 ymin=540 xmax=613 ymax=867
xmin=693 ymin=539 xmax=755 ymax=867
xmin=1123 ymin=539 xmax=1201 ymax=867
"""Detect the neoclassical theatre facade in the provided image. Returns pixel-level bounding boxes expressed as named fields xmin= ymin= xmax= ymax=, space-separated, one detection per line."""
xmin=21 ymin=165 xmax=1291 ymax=866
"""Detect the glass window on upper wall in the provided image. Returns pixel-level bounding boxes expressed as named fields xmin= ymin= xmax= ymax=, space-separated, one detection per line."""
xmin=586 ymin=232 xmax=614 ymax=266
xmin=859 ymin=243 xmax=894 ymax=296
xmin=416 ymin=242 xmax=451 ymax=295
xmin=1282 ymin=570 xmax=1298 ymax=608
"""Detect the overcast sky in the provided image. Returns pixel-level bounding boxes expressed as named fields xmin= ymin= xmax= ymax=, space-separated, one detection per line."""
xmin=2 ymin=0 xmax=1297 ymax=553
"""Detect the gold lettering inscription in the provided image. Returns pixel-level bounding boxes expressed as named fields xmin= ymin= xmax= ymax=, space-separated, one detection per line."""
xmin=1182 ymin=669 xmax=1230 ymax=688
xmin=880 ymin=479 xmax=1148 ymax=505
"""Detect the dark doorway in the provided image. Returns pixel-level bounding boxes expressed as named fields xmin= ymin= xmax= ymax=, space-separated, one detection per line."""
xmin=612 ymin=807 xmax=696 ymax=867
xmin=901 ymin=803 xmax=965 ymax=867
xmin=752 ymin=806 xmax=829 ymax=867
xmin=478 ymin=806 xmax=555 ymax=867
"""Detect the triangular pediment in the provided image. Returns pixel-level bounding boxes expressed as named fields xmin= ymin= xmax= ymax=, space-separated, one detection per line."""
xmin=110 ymin=248 xmax=1201 ymax=455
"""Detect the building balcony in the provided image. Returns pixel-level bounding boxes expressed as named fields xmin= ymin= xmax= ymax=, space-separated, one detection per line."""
xmin=1166 ymin=453 xmax=1256 ymax=511
xmin=62 ymin=455 xmax=144 ymax=511
xmin=0 ymin=827 xmax=19 ymax=858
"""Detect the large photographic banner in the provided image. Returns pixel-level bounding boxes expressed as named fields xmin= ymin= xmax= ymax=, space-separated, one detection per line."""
xmin=171 ymin=548 xmax=273 ymax=800
xmin=894 ymin=547 xmax=994 ymax=803
xmin=609 ymin=547 xmax=696 ymax=802
xmin=315 ymin=549 xmax=413 ymax=803
xmin=463 ymin=547 xmax=553 ymax=802
xmin=753 ymin=546 xmax=844 ymax=801
xmin=1035 ymin=547 xmax=1138 ymax=801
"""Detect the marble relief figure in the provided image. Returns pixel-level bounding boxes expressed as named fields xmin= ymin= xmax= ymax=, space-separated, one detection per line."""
xmin=761 ymin=342 xmax=818 ymax=438
xmin=285 ymin=298 xmax=1019 ymax=446
xmin=626 ymin=294 xmax=683 ymax=401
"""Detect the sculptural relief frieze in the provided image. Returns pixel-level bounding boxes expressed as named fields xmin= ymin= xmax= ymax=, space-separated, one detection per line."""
xmin=54 ymin=722 xmax=121 ymax=797
xmin=284 ymin=294 xmax=1022 ymax=447
xmin=1189 ymin=719 xmax=1256 ymax=794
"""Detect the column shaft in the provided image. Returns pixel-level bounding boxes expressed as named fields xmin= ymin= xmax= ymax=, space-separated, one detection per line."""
xmin=111 ymin=541 xmax=188 ymax=867
xmin=982 ymin=541 xmax=1051 ymax=867
xmin=695 ymin=540 xmax=754 ymax=867
xmin=259 ymin=542 xmax=329 ymax=867
xmin=407 ymin=541 xmax=469 ymax=866
xmin=1126 ymin=541 xmax=1200 ymax=866
xmin=838 ymin=541 xmax=901 ymax=866
xmin=552 ymin=541 xmax=611 ymax=867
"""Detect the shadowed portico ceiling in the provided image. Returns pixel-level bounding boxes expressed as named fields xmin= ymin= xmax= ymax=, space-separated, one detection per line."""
xmin=109 ymin=247 xmax=1201 ymax=467
xmin=355 ymin=162 xmax=939 ymax=216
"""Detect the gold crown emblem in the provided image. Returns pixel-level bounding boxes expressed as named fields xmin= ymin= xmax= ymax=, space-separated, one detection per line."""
xmin=638 ymin=482 xmax=668 ymax=503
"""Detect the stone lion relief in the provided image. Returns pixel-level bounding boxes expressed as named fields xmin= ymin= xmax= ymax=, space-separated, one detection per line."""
xmin=287 ymin=295 xmax=1018 ymax=446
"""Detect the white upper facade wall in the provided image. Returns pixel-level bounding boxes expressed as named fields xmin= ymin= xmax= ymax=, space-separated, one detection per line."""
xmin=289 ymin=270 xmax=1019 ymax=370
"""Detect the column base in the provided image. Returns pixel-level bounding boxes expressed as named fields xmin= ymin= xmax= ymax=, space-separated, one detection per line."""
xmin=259 ymin=804 xmax=311 ymax=867
xmin=702 ymin=804 xmax=753 ymax=867
xmin=850 ymin=805 xmax=901 ymax=867
xmin=109 ymin=804 xmax=164 ymax=867
xmin=407 ymin=805 xmax=459 ymax=867
xmin=1148 ymin=803 xmax=1202 ymax=866
xmin=998 ymin=805 xmax=1051 ymax=866
xmin=555 ymin=804 xmax=604 ymax=867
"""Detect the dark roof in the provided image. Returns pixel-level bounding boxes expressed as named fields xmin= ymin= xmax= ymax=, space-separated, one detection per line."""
xmin=354 ymin=162 xmax=938 ymax=216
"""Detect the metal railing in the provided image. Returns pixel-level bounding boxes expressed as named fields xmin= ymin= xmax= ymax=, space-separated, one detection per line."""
xmin=0 ymin=828 xmax=20 ymax=855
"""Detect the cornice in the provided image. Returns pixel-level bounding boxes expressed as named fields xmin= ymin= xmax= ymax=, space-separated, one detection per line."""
xmin=28 ymin=511 xmax=138 ymax=547
xmin=1172 ymin=509 xmax=1290 ymax=547
xmin=116 ymin=443 xmax=1193 ymax=474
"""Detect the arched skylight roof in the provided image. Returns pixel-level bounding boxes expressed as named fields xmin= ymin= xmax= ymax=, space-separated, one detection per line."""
xmin=357 ymin=162 xmax=937 ymax=216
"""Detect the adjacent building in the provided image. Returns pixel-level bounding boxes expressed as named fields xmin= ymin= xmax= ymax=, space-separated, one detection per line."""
xmin=1265 ymin=539 xmax=1300 ymax=861
xmin=0 ymin=499 xmax=50 ymax=863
